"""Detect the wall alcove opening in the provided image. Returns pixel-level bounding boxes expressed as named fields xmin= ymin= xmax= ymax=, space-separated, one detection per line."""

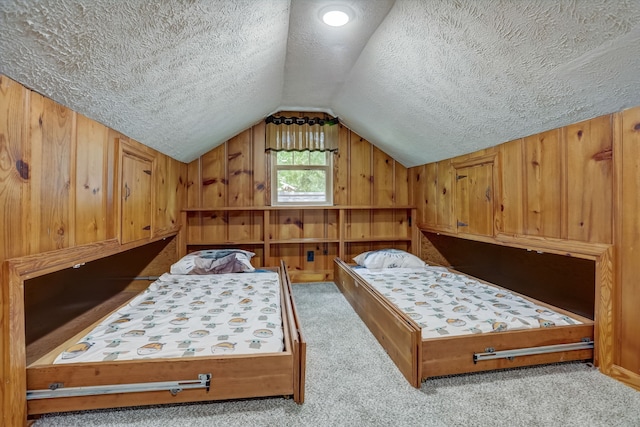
xmin=421 ymin=232 xmax=595 ymax=320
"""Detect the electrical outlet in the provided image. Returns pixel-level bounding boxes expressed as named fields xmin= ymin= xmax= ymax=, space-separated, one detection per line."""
xmin=307 ymin=250 xmax=314 ymax=262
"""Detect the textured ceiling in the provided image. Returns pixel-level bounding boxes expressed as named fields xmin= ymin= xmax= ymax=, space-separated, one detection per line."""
xmin=2 ymin=0 xmax=640 ymax=167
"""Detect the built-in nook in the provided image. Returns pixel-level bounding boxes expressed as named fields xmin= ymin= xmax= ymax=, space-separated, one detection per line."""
xmin=421 ymin=232 xmax=595 ymax=319
xmin=23 ymin=237 xmax=177 ymax=366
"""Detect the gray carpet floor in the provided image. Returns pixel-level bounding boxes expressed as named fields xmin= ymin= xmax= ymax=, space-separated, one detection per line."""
xmin=34 ymin=282 xmax=640 ymax=426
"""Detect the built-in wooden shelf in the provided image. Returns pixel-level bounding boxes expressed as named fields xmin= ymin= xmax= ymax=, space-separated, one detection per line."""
xmin=345 ymin=236 xmax=413 ymax=243
xmin=188 ymin=240 xmax=265 ymax=246
xmin=418 ymin=224 xmax=611 ymax=259
xmin=183 ymin=205 xmax=416 ymax=212
xmin=270 ymin=238 xmax=340 ymax=244
xmin=181 ymin=206 xmax=418 ymax=281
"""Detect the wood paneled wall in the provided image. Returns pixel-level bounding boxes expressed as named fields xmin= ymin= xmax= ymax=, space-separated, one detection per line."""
xmin=186 ymin=115 xmax=408 ymax=208
xmin=185 ymin=112 xmax=411 ymax=277
xmin=0 ymin=75 xmax=187 ymax=420
xmin=411 ymin=114 xmax=613 ymax=243
xmin=0 ymin=75 xmax=187 ymax=260
xmin=615 ymin=107 xmax=640 ymax=384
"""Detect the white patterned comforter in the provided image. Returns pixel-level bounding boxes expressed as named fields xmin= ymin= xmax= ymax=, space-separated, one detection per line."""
xmin=352 ymin=266 xmax=582 ymax=339
xmin=54 ymin=271 xmax=284 ymax=363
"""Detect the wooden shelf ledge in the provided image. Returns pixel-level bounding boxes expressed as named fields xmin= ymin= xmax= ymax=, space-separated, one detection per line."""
xmin=183 ymin=205 xmax=416 ymax=212
xmin=418 ymin=225 xmax=611 ymax=259
xmin=5 ymin=231 xmax=179 ymax=279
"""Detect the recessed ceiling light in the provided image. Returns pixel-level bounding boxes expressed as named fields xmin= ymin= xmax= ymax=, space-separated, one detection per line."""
xmin=320 ymin=5 xmax=354 ymax=27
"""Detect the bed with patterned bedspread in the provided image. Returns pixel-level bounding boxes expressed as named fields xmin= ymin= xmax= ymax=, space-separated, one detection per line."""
xmin=334 ymin=250 xmax=594 ymax=387
xmin=24 ymin=253 xmax=305 ymax=417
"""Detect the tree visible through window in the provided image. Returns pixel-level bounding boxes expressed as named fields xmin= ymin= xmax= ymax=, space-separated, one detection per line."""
xmin=271 ymin=150 xmax=333 ymax=205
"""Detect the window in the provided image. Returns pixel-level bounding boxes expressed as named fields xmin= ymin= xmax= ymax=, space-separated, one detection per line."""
xmin=271 ymin=150 xmax=333 ymax=205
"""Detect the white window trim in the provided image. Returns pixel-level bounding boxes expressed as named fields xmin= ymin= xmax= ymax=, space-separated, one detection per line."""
xmin=270 ymin=151 xmax=334 ymax=206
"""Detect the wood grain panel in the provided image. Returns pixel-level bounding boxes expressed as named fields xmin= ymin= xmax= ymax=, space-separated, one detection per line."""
xmin=373 ymin=146 xmax=393 ymax=205
xmin=395 ymin=189 xmax=411 ymax=247
xmin=252 ymin=121 xmax=267 ymax=207
xmin=302 ymin=242 xmax=335 ymax=277
xmin=372 ymin=209 xmax=395 ymax=238
xmin=153 ymin=153 xmax=169 ymax=235
xmin=167 ymin=158 xmax=187 ymax=232
xmin=394 ymin=208 xmax=410 ymax=240
xmin=455 ymin=166 xmax=470 ymax=232
xmin=394 ymin=161 xmax=408 ymax=206
xmin=373 ymin=147 xmax=395 ymax=238
xmin=273 ymin=243 xmax=302 ymax=271
xmin=2 ymin=261 xmax=27 ymax=427
xmin=325 ymin=209 xmax=338 ymax=240
xmin=565 ymin=115 xmax=613 ymax=243
xmin=347 ymin=131 xmax=373 ymax=240
xmin=499 ymin=138 xmax=525 ymax=235
xmin=227 ymin=130 xmax=252 ymax=207
xmin=595 ymin=245 xmax=614 ymax=370
xmin=29 ymin=92 xmax=74 ymax=253
xmin=272 ymin=210 xmax=303 ymax=240
xmin=346 ymin=209 xmax=370 ymax=239
xmin=408 ymin=166 xmax=419 ymax=207
xmin=617 ymin=106 xmax=640 ymax=374
xmin=333 ymin=124 xmax=349 ymax=205
xmin=105 ymin=129 xmax=123 ymax=239
xmin=0 ymin=75 xmax=29 ymax=260
xmin=0 ymin=76 xmax=29 ymax=423
xmin=349 ymin=133 xmax=372 ymax=205
xmin=423 ymin=163 xmax=438 ymax=226
xmin=186 ymin=158 xmax=200 ymax=208
xmin=436 ymin=159 xmax=454 ymax=231
xmin=200 ymin=210 xmax=227 ymax=243
xmin=302 ymin=209 xmax=326 ymax=239
xmin=201 ymin=145 xmax=226 ymax=207
xmin=228 ymin=131 xmax=261 ymax=238
xmin=75 ymin=114 xmax=109 ymax=245
xmin=227 ymin=211 xmax=258 ymax=242
xmin=524 ymin=129 xmax=562 ymax=238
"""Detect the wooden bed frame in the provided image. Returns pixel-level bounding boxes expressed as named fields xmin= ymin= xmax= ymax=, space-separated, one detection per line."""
xmin=2 ymin=238 xmax=305 ymax=426
xmin=333 ymin=258 xmax=594 ymax=387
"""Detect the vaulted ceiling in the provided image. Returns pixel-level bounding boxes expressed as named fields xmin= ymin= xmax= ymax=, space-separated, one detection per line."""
xmin=2 ymin=1 xmax=640 ymax=167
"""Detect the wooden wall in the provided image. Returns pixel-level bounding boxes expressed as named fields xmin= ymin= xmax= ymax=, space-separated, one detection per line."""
xmin=614 ymin=107 xmax=640 ymax=387
xmin=0 ymin=75 xmax=187 ymax=259
xmin=410 ymin=114 xmax=613 ymax=242
xmin=184 ymin=112 xmax=412 ymax=280
xmin=0 ymin=75 xmax=187 ymax=421
xmin=409 ymin=108 xmax=640 ymax=391
xmin=186 ymin=114 xmax=409 ymax=207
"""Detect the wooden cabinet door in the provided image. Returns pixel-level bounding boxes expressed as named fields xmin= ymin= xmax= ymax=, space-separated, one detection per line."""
xmin=121 ymin=150 xmax=152 ymax=243
xmin=455 ymin=163 xmax=493 ymax=236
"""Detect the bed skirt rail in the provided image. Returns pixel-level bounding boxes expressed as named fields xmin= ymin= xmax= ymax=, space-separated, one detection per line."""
xmin=473 ymin=340 xmax=594 ymax=363
xmin=27 ymin=373 xmax=212 ymax=400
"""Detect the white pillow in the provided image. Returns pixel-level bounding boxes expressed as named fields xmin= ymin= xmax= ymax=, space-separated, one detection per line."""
xmin=353 ymin=249 xmax=426 ymax=269
xmin=170 ymin=249 xmax=255 ymax=275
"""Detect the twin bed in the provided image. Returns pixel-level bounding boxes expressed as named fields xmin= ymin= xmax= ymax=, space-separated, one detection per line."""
xmin=11 ymin=246 xmax=305 ymax=422
xmin=333 ymin=249 xmax=594 ymax=387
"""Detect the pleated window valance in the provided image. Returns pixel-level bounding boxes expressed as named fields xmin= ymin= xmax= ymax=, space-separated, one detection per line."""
xmin=265 ymin=115 xmax=339 ymax=152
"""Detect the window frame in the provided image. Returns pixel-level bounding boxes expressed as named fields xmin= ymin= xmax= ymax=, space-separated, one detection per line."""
xmin=270 ymin=150 xmax=334 ymax=206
